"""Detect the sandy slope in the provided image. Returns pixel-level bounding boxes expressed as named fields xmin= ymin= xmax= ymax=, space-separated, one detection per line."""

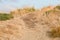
xmin=0 ymin=9 xmax=60 ymax=40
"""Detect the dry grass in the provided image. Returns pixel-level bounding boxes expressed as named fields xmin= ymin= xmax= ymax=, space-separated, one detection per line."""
xmin=0 ymin=24 xmax=22 ymax=40
xmin=10 ymin=7 xmax=36 ymax=16
xmin=0 ymin=5 xmax=60 ymax=40
xmin=47 ymin=26 xmax=60 ymax=38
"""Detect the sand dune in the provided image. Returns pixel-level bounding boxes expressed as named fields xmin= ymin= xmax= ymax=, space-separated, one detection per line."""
xmin=0 ymin=6 xmax=60 ymax=40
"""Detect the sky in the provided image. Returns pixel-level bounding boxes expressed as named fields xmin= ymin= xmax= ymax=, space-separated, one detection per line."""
xmin=0 ymin=0 xmax=60 ymax=12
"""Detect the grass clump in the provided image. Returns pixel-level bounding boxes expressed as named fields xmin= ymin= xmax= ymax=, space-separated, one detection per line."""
xmin=47 ymin=27 xmax=60 ymax=38
xmin=44 ymin=10 xmax=52 ymax=16
xmin=45 ymin=10 xmax=52 ymax=14
xmin=22 ymin=7 xmax=36 ymax=13
xmin=55 ymin=6 xmax=60 ymax=10
xmin=0 ymin=13 xmax=13 ymax=21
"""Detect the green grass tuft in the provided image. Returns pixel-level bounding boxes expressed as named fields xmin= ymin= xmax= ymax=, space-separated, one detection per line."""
xmin=0 ymin=13 xmax=13 ymax=21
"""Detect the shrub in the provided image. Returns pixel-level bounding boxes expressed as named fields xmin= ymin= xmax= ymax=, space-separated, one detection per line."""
xmin=23 ymin=7 xmax=36 ymax=13
xmin=55 ymin=6 xmax=60 ymax=10
xmin=47 ymin=27 xmax=60 ymax=38
xmin=0 ymin=13 xmax=13 ymax=21
xmin=46 ymin=10 xmax=52 ymax=13
xmin=45 ymin=10 xmax=52 ymax=16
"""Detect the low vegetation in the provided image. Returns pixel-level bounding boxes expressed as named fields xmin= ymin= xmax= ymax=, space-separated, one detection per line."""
xmin=46 ymin=6 xmax=60 ymax=38
xmin=0 ymin=13 xmax=13 ymax=21
xmin=10 ymin=7 xmax=36 ymax=16
xmin=22 ymin=7 xmax=36 ymax=12
xmin=45 ymin=10 xmax=52 ymax=16
xmin=47 ymin=27 xmax=60 ymax=38
xmin=45 ymin=10 xmax=52 ymax=13
xmin=55 ymin=6 xmax=60 ymax=10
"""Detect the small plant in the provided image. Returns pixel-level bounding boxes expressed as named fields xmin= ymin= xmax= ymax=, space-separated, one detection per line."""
xmin=47 ymin=27 xmax=60 ymax=38
xmin=0 ymin=13 xmax=13 ymax=21
xmin=44 ymin=10 xmax=52 ymax=16
xmin=55 ymin=6 xmax=60 ymax=10
xmin=27 ymin=7 xmax=35 ymax=12
xmin=23 ymin=7 xmax=36 ymax=13
xmin=45 ymin=10 xmax=52 ymax=13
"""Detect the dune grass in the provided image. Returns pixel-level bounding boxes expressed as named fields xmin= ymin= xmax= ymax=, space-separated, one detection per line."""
xmin=47 ymin=27 xmax=60 ymax=38
xmin=55 ymin=6 xmax=60 ymax=10
xmin=0 ymin=13 xmax=13 ymax=21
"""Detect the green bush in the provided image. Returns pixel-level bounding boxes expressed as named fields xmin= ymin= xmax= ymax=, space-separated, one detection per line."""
xmin=0 ymin=13 xmax=13 ymax=21
xmin=47 ymin=27 xmax=60 ymax=38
